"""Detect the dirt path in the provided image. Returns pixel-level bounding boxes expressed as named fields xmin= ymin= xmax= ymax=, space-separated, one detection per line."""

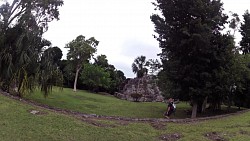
xmin=1 ymin=90 xmax=250 ymax=124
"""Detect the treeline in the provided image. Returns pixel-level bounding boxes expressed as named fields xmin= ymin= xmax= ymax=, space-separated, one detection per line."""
xmin=59 ymin=35 xmax=126 ymax=94
xmin=59 ymin=53 xmax=126 ymax=94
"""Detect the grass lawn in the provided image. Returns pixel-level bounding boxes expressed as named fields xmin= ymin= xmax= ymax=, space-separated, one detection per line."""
xmin=24 ymin=88 xmax=242 ymax=119
xmin=25 ymin=88 xmax=169 ymax=118
xmin=1 ymin=93 xmax=250 ymax=141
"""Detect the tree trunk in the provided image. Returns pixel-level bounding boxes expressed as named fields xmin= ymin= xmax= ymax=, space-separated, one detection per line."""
xmin=73 ymin=68 xmax=80 ymax=92
xmin=191 ymin=101 xmax=198 ymax=118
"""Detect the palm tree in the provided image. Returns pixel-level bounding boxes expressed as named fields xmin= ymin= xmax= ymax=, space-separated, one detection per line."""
xmin=132 ymin=55 xmax=149 ymax=78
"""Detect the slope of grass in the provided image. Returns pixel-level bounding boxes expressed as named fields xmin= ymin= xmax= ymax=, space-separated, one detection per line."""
xmin=25 ymin=88 xmax=170 ymax=118
xmin=0 ymin=94 xmax=159 ymax=141
xmin=24 ymin=88 xmax=242 ymax=119
xmin=1 ymin=93 xmax=250 ymax=141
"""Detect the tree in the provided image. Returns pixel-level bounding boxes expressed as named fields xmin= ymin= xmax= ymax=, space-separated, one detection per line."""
xmin=240 ymin=10 xmax=250 ymax=54
xmin=94 ymin=55 xmax=126 ymax=94
xmin=226 ymin=53 xmax=250 ymax=109
xmin=40 ymin=46 xmax=64 ymax=97
xmin=229 ymin=12 xmax=240 ymax=37
xmin=115 ymin=70 xmax=126 ymax=91
xmin=93 ymin=54 xmax=126 ymax=94
xmin=87 ymin=54 xmax=126 ymax=94
xmin=0 ymin=0 xmax=63 ymax=97
xmin=65 ymin=35 xmax=99 ymax=92
xmin=106 ymin=65 xmax=126 ymax=94
xmin=147 ymin=59 xmax=161 ymax=75
xmin=58 ymin=60 xmax=75 ymax=87
xmin=40 ymin=46 xmax=63 ymax=97
xmin=151 ymin=0 xmax=232 ymax=118
xmin=94 ymin=54 xmax=109 ymax=68
xmin=0 ymin=0 xmax=63 ymax=32
xmin=132 ymin=55 xmax=149 ymax=78
xmin=43 ymin=47 xmax=63 ymax=65
xmin=80 ymin=63 xmax=111 ymax=92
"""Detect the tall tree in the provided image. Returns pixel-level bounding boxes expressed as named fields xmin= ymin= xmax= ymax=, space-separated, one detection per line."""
xmin=0 ymin=0 xmax=63 ymax=97
xmin=65 ymin=35 xmax=99 ymax=92
xmin=132 ymin=55 xmax=149 ymax=78
xmin=151 ymin=0 xmax=232 ymax=118
xmin=240 ymin=10 xmax=250 ymax=54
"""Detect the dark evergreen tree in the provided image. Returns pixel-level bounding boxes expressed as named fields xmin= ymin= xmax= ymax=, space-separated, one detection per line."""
xmin=151 ymin=0 xmax=233 ymax=118
xmin=240 ymin=10 xmax=250 ymax=54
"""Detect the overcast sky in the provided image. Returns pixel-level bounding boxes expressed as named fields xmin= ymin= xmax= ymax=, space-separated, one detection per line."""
xmin=43 ymin=0 xmax=250 ymax=78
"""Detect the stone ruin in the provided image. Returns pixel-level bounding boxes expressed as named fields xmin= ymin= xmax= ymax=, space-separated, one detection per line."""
xmin=115 ymin=75 xmax=164 ymax=102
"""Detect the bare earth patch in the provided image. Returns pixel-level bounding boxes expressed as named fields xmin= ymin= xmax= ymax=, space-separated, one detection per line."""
xmin=150 ymin=122 xmax=167 ymax=130
xmin=116 ymin=120 xmax=130 ymax=126
xmin=239 ymin=130 xmax=250 ymax=136
xmin=159 ymin=133 xmax=182 ymax=141
xmin=205 ymin=132 xmax=227 ymax=141
xmin=80 ymin=118 xmax=117 ymax=128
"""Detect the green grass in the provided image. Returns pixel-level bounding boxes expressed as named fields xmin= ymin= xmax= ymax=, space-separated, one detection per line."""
xmin=1 ymin=93 xmax=250 ymax=141
xmin=25 ymin=88 xmax=170 ymax=118
xmin=24 ymin=88 xmax=241 ymax=119
xmin=0 ymin=94 xmax=159 ymax=141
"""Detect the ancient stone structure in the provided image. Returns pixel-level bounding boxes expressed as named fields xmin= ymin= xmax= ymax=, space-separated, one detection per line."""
xmin=115 ymin=75 xmax=164 ymax=102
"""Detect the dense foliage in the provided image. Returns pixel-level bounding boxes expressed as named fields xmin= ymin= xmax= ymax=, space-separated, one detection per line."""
xmin=132 ymin=55 xmax=161 ymax=78
xmin=240 ymin=10 xmax=250 ymax=54
xmin=0 ymin=0 xmax=64 ymax=97
xmin=80 ymin=63 xmax=111 ymax=92
xmin=151 ymin=0 xmax=238 ymax=118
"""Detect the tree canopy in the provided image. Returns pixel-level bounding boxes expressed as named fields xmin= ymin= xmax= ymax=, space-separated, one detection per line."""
xmin=80 ymin=63 xmax=111 ymax=92
xmin=132 ymin=55 xmax=149 ymax=78
xmin=0 ymin=0 xmax=64 ymax=97
xmin=151 ymin=0 xmax=234 ymax=118
xmin=240 ymin=10 xmax=250 ymax=54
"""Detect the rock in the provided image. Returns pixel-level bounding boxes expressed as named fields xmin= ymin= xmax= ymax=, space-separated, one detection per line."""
xmin=115 ymin=75 xmax=164 ymax=102
xmin=30 ymin=110 xmax=40 ymax=115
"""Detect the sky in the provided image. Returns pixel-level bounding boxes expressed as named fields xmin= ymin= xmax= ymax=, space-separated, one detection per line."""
xmin=43 ymin=0 xmax=250 ymax=78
